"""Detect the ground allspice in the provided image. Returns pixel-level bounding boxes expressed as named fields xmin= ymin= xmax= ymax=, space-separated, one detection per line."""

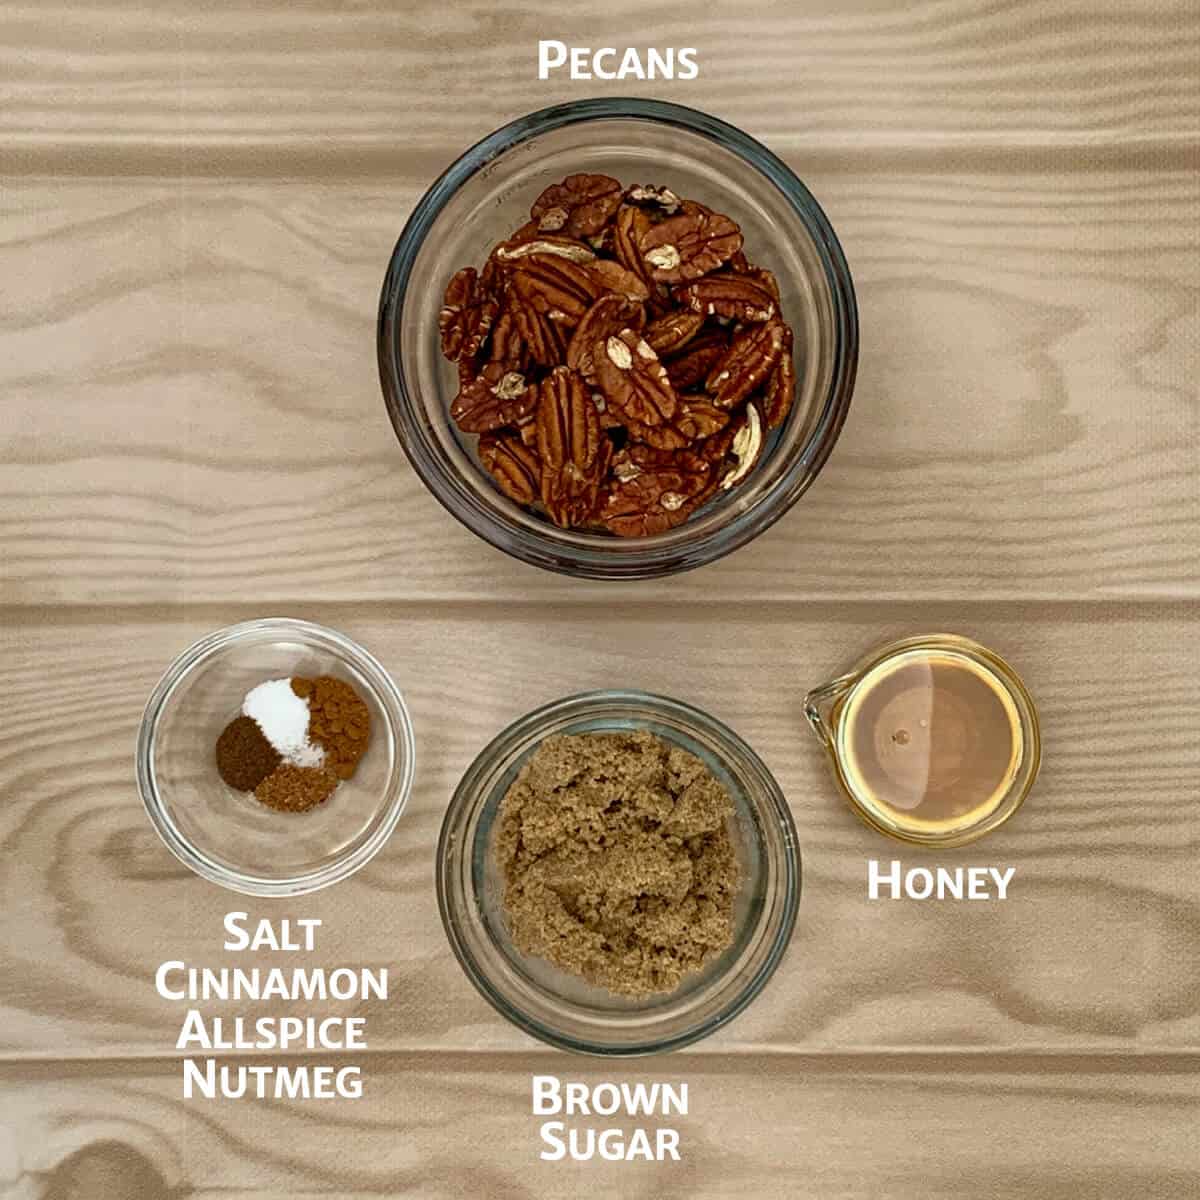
xmin=215 ymin=715 xmax=281 ymax=791
xmin=254 ymin=763 xmax=340 ymax=813
xmin=291 ymin=675 xmax=371 ymax=780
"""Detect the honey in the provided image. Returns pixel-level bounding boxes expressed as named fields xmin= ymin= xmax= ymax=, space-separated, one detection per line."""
xmin=805 ymin=635 xmax=1040 ymax=847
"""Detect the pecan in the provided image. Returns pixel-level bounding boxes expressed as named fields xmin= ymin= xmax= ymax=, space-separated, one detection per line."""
xmin=761 ymin=325 xmax=796 ymax=429
xmin=565 ymin=295 xmax=645 ymax=379
xmin=486 ymin=306 xmax=526 ymax=367
xmin=586 ymin=259 xmax=651 ymax=303
xmin=512 ymin=300 xmax=565 ymax=368
xmin=613 ymin=205 xmax=654 ymax=285
xmin=531 ymin=173 xmax=623 ymax=238
xmin=593 ymin=329 xmax=678 ymax=428
xmin=747 ymin=265 xmax=781 ymax=303
xmin=638 ymin=207 xmax=742 ymax=283
xmin=493 ymin=236 xmax=597 ymax=265
xmin=624 ymin=184 xmax=682 ymax=215
xmin=536 ymin=367 xmax=608 ymax=527
xmin=622 ymin=444 xmax=712 ymax=477
xmin=478 ymin=433 xmax=541 ymax=506
xmin=720 ymin=402 xmax=764 ymax=489
xmin=675 ymin=397 xmax=730 ymax=440
xmin=625 ymin=417 xmax=689 ymax=451
xmin=644 ymin=310 xmax=704 ymax=357
xmin=511 ymin=254 xmax=602 ymax=325
xmin=439 ymin=267 xmax=499 ymax=362
xmin=516 ymin=415 xmax=538 ymax=447
xmin=600 ymin=458 xmax=710 ymax=537
xmin=706 ymin=319 xmax=785 ymax=409
xmin=663 ymin=331 xmax=730 ymax=391
xmin=450 ymin=363 xmax=536 ymax=433
xmin=675 ymin=276 xmax=776 ymax=323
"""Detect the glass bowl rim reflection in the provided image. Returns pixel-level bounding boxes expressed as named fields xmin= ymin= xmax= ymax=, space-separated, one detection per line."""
xmin=136 ymin=617 xmax=416 ymax=896
xmin=378 ymin=96 xmax=858 ymax=579
xmin=436 ymin=688 xmax=801 ymax=1056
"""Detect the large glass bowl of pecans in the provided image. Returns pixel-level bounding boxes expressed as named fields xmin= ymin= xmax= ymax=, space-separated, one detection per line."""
xmin=379 ymin=98 xmax=857 ymax=579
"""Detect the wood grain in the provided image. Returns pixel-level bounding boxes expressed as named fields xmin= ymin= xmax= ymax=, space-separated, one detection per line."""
xmin=4 ymin=1054 xmax=1199 ymax=1199
xmin=2 ymin=606 xmax=1197 ymax=1062
xmin=1 ymin=165 xmax=1196 ymax=607
xmin=3 ymin=0 xmax=1199 ymax=1192
xmin=3 ymin=0 xmax=1199 ymax=164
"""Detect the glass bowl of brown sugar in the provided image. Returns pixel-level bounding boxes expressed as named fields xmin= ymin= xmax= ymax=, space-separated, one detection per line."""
xmin=437 ymin=690 xmax=800 ymax=1055
xmin=137 ymin=618 xmax=415 ymax=895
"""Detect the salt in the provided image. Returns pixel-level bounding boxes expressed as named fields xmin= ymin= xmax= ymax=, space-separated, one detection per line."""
xmin=242 ymin=678 xmax=324 ymax=768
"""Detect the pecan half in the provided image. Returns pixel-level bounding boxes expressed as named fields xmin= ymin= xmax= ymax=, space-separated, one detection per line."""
xmin=536 ymin=367 xmax=608 ymax=527
xmin=478 ymin=433 xmax=541 ymax=506
xmin=644 ymin=310 xmax=704 ymax=357
xmin=720 ymin=402 xmax=764 ymax=489
xmin=565 ymin=295 xmax=645 ymax=379
xmin=638 ymin=207 xmax=742 ymax=283
xmin=512 ymin=300 xmax=565 ymax=368
xmin=625 ymin=416 xmax=690 ymax=451
xmin=675 ymin=276 xmax=776 ymax=323
xmin=531 ymin=173 xmax=623 ymax=238
xmin=586 ymin=259 xmax=651 ymax=303
xmin=450 ymin=363 xmax=536 ymax=433
xmin=663 ymin=331 xmax=730 ymax=391
xmin=624 ymin=183 xmax=683 ymax=215
xmin=747 ymin=265 xmax=781 ymax=303
xmin=593 ymin=329 xmax=678 ymax=428
xmin=439 ymin=267 xmax=498 ymax=362
xmin=706 ymin=319 xmax=785 ymax=409
xmin=600 ymin=458 xmax=710 ymax=537
xmin=613 ymin=205 xmax=653 ymax=285
xmin=493 ymin=236 xmax=597 ymax=265
xmin=511 ymin=254 xmax=603 ymax=325
xmin=486 ymin=306 xmax=526 ymax=367
xmin=761 ymin=325 xmax=796 ymax=429
xmin=675 ymin=397 xmax=730 ymax=440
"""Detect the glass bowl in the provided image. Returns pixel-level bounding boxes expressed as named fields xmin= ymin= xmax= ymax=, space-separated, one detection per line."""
xmin=379 ymin=98 xmax=857 ymax=579
xmin=437 ymin=690 xmax=800 ymax=1055
xmin=137 ymin=618 xmax=415 ymax=895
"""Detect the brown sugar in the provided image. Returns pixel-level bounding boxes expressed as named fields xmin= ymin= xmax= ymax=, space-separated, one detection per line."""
xmin=215 ymin=715 xmax=281 ymax=792
xmin=496 ymin=730 xmax=740 ymax=998
xmin=291 ymin=675 xmax=371 ymax=780
xmin=254 ymin=763 xmax=340 ymax=813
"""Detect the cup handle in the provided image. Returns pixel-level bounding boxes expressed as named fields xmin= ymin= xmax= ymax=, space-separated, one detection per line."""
xmin=803 ymin=673 xmax=858 ymax=749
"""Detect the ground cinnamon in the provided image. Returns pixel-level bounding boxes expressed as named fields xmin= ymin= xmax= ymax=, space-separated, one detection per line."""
xmin=291 ymin=675 xmax=371 ymax=780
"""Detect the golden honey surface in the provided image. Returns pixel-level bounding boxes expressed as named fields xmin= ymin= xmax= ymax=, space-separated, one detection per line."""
xmin=835 ymin=649 xmax=1023 ymax=837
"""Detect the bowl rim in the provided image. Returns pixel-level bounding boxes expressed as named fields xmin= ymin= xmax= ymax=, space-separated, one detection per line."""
xmin=436 ymin=687 xmax=802 ymax=1055
xmin=136 ymin=617 xmax=416 ymax=896
xmin=378 ymin=96 xmax=858 ymax=580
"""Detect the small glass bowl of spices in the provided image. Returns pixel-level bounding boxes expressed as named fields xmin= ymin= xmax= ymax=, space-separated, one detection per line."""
xmin=437 ymin=690 xmax=800 ymax=1055
xmin=137 ymin=619 xmax=415 ymax=895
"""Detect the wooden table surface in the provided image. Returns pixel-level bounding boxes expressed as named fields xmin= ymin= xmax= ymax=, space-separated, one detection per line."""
xmin=3 ymin=2 xmax=1198 ymax=1196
